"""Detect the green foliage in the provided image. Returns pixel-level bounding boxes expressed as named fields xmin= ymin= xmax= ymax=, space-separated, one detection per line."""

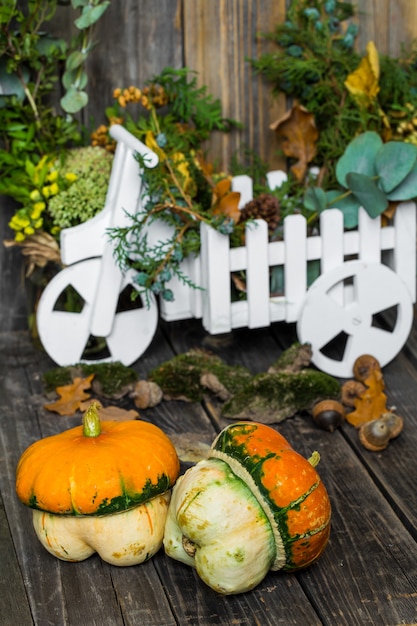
xmin=107 ymin=68 xmax=243 ymax=304
xmin=0 ymin=0 xmax=109 ymax=215
xmin=249 ymin=0 xmax=417 ymax=190
xmin=307 ymin=131 xmax=417 ymax=227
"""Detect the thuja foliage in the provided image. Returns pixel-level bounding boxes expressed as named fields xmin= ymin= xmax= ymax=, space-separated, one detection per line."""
xmin=107 ymin=68 xmax=243 ymax=303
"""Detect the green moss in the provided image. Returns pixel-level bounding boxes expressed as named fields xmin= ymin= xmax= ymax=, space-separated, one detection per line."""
xmin=221 ymin=369 xmax=340 ymax=423
xmin=42 ymin=366 xmax=74 ymax=391
xmin=268 ymin=342 xmax=312 ymax=373
xmin=148 ymin=349 xmax=252 ymax=402
xmin=43 ymin=361 xmax=137 ymax=397
xmin=81 ymin=362 xmax=137 ymax=397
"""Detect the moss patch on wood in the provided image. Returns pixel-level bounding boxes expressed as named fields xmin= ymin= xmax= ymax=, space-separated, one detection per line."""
xmin=43 ymin=362 xmax=138 ymax=399
xmin=148 ymin=349 xmax=252 ymax=402
xmin=221 ymin=369 xmax=341 ymax=424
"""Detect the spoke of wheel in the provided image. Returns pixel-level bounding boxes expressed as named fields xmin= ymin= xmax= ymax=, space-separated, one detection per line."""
xmin=299 ymin=287 xmax=350 ymax=348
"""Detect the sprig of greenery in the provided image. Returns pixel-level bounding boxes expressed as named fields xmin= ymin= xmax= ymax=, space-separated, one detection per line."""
xmin=105 ymin=69 xmax=243 ymax=303
xmin=249 ymin=0 xmax=417 ymax=189
xmin=0 ymin=0 xmax=109 ymax=203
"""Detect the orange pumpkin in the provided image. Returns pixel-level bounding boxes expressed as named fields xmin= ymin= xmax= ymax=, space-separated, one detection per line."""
xmin=16 ymin=402 xmax=180 ymax=565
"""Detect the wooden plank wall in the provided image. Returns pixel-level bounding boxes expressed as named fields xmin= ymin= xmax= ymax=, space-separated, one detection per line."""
xmin=1 ymin=0 xmax=417 ymax=332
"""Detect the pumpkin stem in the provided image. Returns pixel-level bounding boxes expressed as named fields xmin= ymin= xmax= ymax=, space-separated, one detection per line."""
xmin=82 ymin=401 xmax=102 ymax=438
xmin=308 ymin=451 xmax=320 ymax=467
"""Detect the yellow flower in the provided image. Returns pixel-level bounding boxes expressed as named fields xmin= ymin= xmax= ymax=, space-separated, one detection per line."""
xmin=24 ymin=226 xmax=35 ymax=235
xmin=46 ymin=170 xmax=58 ymax=182
xmin=345 ymin=41 xmax=380 ymax=104
xmin=15 ymin=232 xmax=26 ymax=242
xmin=33 ymin=218 xmax=43 ymax=229
xmin=10 ymin=214 xmax=30 ymax=229
xmin=42 ymin=185 xmax=51 ymax=198
xmin=65 ymin=172 xmax=78 ymax=183
xmin=30 ymin=204 xmax=44 ymax=220
xmin=33 ymin=201 xmax=46 ymax=213
xmin=30 ymin=189 xmax=42 ymax=202
xmin=9 ymin=218 xmax=21 ymax=231
xmin=48 ymin=182 xmax=59 ymax=196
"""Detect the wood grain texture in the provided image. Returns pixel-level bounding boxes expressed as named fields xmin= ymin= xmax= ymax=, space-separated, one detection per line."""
xmin=182 ymin=0 xmax=287 ymax=170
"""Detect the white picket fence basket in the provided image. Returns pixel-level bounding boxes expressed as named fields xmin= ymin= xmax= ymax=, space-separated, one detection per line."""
xmin=37 ymin=126 xmax=417 ymax=378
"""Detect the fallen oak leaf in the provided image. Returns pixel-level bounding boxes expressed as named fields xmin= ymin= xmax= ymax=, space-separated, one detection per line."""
xmin=44 ymin=374 xmax=95 ymax=416
xmin=345 ymin=368 xmax=388 ymax=427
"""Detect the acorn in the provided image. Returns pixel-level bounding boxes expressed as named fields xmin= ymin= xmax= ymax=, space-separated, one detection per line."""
xmin=358 ymin=412 xmax=404 ymax=451
xmin=341 ymin=380 xmax=367 ymax=408
xmin=352 ymin=354 xmax=381 ymax=382
xmin=312 ymin=400 xmax=345 ymax=432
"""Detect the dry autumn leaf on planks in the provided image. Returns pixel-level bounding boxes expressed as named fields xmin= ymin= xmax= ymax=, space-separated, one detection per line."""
xmin=345 ymin=368 xmax=388 ymax=427
xmin=44 ymin=374 xmax=95 ymax=415
xmin=44 ymin=375 xmax=139 ymax=420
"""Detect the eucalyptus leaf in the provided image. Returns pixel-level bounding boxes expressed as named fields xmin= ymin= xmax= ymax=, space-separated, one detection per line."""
xmin=60 ymin=88 xmax=88 ymax=113
xmin=336 ymin=131 xmax=383 ymax=187
xmin=35 ymin=34 xmax=67 ymax=56
xmin=66 ymin=50 xmax=86 ymax=71
xmin=62 ymin=68 xmax=88 ymax=91
xmin=304 ymin=186 xmax=327 ymax=213
xmin=0 ymin=58 xmax=29 ymax=102
xmin=375 ymin=141 xmax=417 ymax=192
xmin=345 ymin=172 xmax=388 ymax=217
xmin=74 ymin=3 xmax=110 ymax=29
xmin=386 ymin=160 xmax=417 ymax=201
xmin=325 ymin=189 xmax=360 ymax=229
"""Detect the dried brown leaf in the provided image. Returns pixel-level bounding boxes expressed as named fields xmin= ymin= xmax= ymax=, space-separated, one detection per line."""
xmin=44 ymin=374 xmax=95 ymax=416
xmin=270 ymin=103 xmax=318 ymax=182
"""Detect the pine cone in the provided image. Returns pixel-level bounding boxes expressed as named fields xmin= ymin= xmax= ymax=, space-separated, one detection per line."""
xmin=239 ymin=193 xmax=280 ymax=235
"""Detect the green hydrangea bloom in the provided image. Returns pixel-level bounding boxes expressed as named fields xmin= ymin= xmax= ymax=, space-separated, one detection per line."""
xmin=48 ymin=147 xmax=113 ymax=229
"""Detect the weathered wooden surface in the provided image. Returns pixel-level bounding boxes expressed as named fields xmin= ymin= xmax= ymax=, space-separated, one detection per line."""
xmin=1 ymin=317 xmax=417 ymax=626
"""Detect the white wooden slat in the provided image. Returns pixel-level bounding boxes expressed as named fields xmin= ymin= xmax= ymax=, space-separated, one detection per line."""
xmin=283 ymin=214 xmax=307 ymax=322
xmin=320 ymin=209 xmax=345 ymax=305
xmin=358 ymin=207 xmax=381 ymax=262
xmin=320 ymin=209 xmax=344 ymax=272
xmin=230 ymin=300 xmax=250 ymax=329
xmin=246 ymin=219 xmax=270 ymax=328
xmin=266 ymin=170 xmax=288 ymax=190
xmin=393 ymin=201 xmax=417 ymax=302
xmin=187 ymin=254 xmax=203 ymax=318
xmin=231 ymin=174 xmax=254 ymax=208
xmin=200 ymin=223 xmax=232 ymax=334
